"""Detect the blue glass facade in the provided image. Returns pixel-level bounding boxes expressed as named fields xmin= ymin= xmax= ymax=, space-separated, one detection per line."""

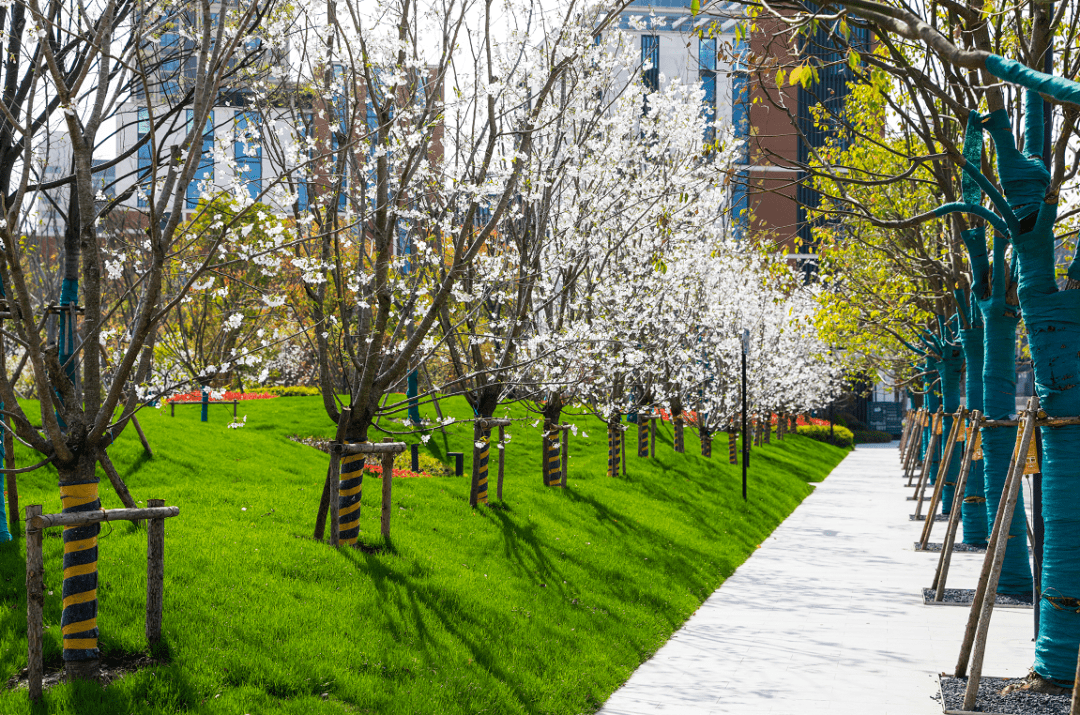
xmin=641 ymin=36 xmax=660 ymax=93
xmin=699 ymin=37 xmax=717 ymax=141
xmin=187 ymin=110 xmax=214 ymax=208
xmin=795 ymin=23 xmax=870 ymax=254
xmin=234 ymin=111 xmax=262 ymax=201
xmin=137 ymin=108 xmax=151 ymax=208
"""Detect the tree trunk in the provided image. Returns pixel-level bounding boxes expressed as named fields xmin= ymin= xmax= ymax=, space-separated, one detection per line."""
xmin=669 ymin=403 xmax=686 ymax=453
xmin=979 ymin=299 xmax=1031 ymax=595
xmin=607 ymin=414 xmax=622 ymax=476
xmin=470 ymin=397 xmax=498 ymax=507
xmin=923 ymin=360 xmax=940 ymax=481
xmin=958 ymin=322 xmax=989 ymax=545
xmin=58 ymin=451 xmax=101 ymax=681
xmin=1013 ymin=213 xmax=1077 ymax=683
xmin=938 ymin=344 xmax=964 ymax=516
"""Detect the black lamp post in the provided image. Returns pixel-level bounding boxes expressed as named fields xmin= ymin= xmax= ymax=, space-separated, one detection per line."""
xmin=741 ymin=329 xmax=749 ymax=501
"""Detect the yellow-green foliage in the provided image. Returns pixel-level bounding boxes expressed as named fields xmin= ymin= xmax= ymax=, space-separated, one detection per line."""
xmin=805 ymin=62 xmax=945 ymax=379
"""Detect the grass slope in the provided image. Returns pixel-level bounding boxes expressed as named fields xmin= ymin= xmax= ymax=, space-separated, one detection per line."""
xmin=0 ymin=396 xmax=848 ymax=714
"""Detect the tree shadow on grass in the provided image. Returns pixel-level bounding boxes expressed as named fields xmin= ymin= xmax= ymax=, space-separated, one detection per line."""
xmin=117 ymin=451 xmax=153 ymax=483
xmin=329 ymin=544 xmax=557 ymax=715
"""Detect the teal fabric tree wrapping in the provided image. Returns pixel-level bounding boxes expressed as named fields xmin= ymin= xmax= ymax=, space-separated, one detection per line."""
xmin=974 ymin=79 xmax=1073 ymax=681
xmin=936 ymin=330 xmax=964 ymax=515
xmin=957 ymin=294 xmax=988 ymax=544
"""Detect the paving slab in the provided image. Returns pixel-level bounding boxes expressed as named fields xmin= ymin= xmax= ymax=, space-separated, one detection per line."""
xmin=598 ymin=443 xmax=1035 ymax=715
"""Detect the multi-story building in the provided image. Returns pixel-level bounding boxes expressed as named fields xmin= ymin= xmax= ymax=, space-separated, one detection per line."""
xmin=617 ymin=0 xmax=869 ymax=273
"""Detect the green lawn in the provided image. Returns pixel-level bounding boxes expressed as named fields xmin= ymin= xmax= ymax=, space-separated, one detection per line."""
xmin=0 ymin=395 xmax=849 ymax=714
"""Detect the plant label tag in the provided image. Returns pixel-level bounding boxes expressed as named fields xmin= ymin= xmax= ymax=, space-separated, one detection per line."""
xmin=1024 ymin=435 xmax=1040 ymax=475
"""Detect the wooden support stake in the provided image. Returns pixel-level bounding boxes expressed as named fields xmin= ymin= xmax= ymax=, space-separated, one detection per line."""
xmin=497 ymin=425 xmax=506 ymax=500
xmin=956 ymin=398 xmax=1035 ymax=685
xmin=919 ymin=408 xmax=965 ymax=548
xmin=170 ymin=401 xmax=175 ymax=417
xmin=25 ymin=505 xmax=43 ymax=701
xmin=233 ymin=400 xmax=238 ymax=419
xmin=649 ymin=416 xmax=656 ymax=457
xmin=6 ymin=472 xmax=18 ymax=538
xmin=561 ymin=428 xmax=569 ymax=487
xmin=1070 ymin=643 xmax=1080 ymax=715
xmin=132 ymin=415 xmax=153 ymax=457
xmin=963 ymin=403 xmax=1036 ymax=712
xmin=620 ymin=427 xmax=626 ymax=477
xmin=99 ymin=451 xmax=139 ymax=511
xmin=898 ymin=413 xmax=911 ymax=460
xmin=381 ymin=442 xmax=394 ymax=538
xmin=146 ymin=499 xmax=165 ymax=646
xmin=905 ymin=408 xmax=927 ymax=486
xmin=932 ymin=412 xmax=980 ymax=596
xmin=314 ymin=408 xmax=350 ymax=542
xmin=903 ymin=410 xmax=919 ymax=459
xmin=913 ymin=411 xmax=943 ymax=518
xmin=328 ymin=444 xmax=342 ymax=547
xmin=962 ymin=403 xmax=1034 ymax=710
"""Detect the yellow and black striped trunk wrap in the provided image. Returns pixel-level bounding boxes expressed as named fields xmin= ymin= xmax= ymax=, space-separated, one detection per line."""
xmin=607 ymin=423 xmax=622 ymax=476
xmin=637 ymin=421 xmax=649 ymax=457
xmin=701 ymin=428 xmax=711 ymax=457
xmin=338 ymin=452 xmax=365 ymax=545
xmin=60 ymin=479 xmax=100 ymax=661
xmin=544 ymin=430 xmax=562 ymax=487
xmin=728 ymin=429 xmax=737 ymax=464
xmin=472 ymin=427 xmax=490 ymax=505
xmin=673 ymin=415 xmax=684 ymax=453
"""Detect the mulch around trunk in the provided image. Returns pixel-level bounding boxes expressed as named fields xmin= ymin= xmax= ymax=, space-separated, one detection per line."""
xmin=938 ymin=675 xmax=1070 ymax=715
xmin=922 ymin=588 xmax=1034 ymax=608
xmin=913 ymin=541 xmax=987 ymax=553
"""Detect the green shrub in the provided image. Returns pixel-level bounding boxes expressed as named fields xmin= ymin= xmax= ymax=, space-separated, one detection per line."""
xmin=797 ymin=424 xmax=854 ymax=448
xmin=260 ymin=385 xmax=321 ymax=397
xmin=392 ymin=451 xmax=452 ymax=476
xmin=854 ymin=429 xmax=893 ymax=444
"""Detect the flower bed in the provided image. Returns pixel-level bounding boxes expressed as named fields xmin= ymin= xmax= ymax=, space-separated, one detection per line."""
xmin=363 ymin=463 xmax=435 ymax=479
xmin=653 ymin=409 xmax=830 ymax=428
xmin=168 ymin=390 xmax=277 ymax=402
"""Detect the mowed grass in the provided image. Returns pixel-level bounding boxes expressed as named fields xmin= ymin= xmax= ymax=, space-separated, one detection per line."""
xmin=0 ymin=395 xmax=849 ymax=714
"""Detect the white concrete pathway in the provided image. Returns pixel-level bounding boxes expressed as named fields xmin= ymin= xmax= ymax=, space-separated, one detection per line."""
xmin=598 ymin=443 xmax=1035 ymax=715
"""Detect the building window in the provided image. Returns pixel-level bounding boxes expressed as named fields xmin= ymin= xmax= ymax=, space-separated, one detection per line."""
xmin=731 ymin=33 xmax=750 ymax=163
xmin=295 ymin=118 xmax=310 ymax=213
xmin=187 ymin=110 xmax=214 ymax=208
xmin=162 ymin=30 xmax=181 ymax=100
xmin=137 ymin=107 xmax=151 ymax=208
xmin=699 ymin=37 xmax=716 ymax=141
xmin=641 ymin=35 xmax=659 ymax=93
xmin=234 ymin=111 xmax=262 ymax=201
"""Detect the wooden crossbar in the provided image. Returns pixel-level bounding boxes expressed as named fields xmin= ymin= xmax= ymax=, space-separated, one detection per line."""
xmin=956 ymin=396 xmax=1038 ymax=711
xmin=30 ymin=505 xmax=179 ymax=529
xmin=918 ymin=408 xmax=966 ymax=548
xmin=931 ymin=411 xmax=982 ymax=596
xmin=25 ymin=500 xmax=177 ymax=700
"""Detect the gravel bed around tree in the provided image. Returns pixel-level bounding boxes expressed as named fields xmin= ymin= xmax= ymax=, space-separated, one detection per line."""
xmin=922 ymin=588 xmax=1034 ymax=608
xmin=913 ymin=541 xmax=987 ymax=553
xmin=938 ymin=676 xmax=1071 ymax=714
xmin=910 ymin=513 xmax=950 ymax=521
